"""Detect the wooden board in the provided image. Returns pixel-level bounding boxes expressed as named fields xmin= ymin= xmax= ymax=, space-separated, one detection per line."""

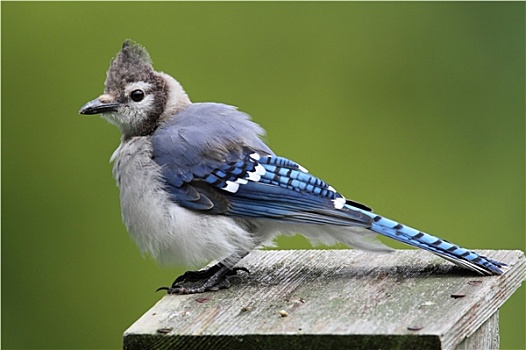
xmin=124 ymin=249 xmax=525 ymax=350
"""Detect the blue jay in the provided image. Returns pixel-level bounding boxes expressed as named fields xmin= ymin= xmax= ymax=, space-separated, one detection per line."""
xmin=80 ymin=40 xmax=505 ymax=294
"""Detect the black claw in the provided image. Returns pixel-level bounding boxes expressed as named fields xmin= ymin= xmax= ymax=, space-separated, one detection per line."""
xmin=174 ymin=264 xmax=223 ymax=283
xmin=167 ymin=286 xmax=190 ymax=295
xmin=230 ymin=267 xmax=250 ymax=275
xmin=157 ymin=264 xmax=249 ymax=295
xmin=156 ymin=284 xmax=193 ymax=294
xmin=214 ymin=276 xmax=234 ymax=290
xmin=218 ymin=277 xmax=231 ymax=289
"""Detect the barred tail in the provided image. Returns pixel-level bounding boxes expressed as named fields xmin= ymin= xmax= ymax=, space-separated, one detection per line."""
xmin=353 ymin=208 xmax=506 ymax=275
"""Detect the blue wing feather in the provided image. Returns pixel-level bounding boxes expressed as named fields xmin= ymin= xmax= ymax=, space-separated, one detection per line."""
xmin=158 ymin=148 xmax=372 ymax=226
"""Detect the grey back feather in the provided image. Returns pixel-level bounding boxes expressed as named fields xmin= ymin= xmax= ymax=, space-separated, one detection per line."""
xmin=152 ymin=103 xmax=273 ymax=186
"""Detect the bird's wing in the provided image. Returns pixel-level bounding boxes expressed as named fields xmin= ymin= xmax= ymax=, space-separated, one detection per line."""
xmin=152 ymin=103 xmax=371 ymax=226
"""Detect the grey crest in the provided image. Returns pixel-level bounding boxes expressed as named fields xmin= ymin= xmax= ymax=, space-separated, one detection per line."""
xmin=104 ymin=40 xmax=156 ymax=95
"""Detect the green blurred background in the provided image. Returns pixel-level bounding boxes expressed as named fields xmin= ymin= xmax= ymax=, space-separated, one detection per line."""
xmin=2 ymin=2 xmax=524 ymax=349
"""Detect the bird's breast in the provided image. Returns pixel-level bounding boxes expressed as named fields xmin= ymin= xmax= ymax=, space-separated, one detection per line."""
xmin=109 ymin=137 xmax=257 ymax=267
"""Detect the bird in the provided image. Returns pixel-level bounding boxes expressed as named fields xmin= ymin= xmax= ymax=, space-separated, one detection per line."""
xmin=79 ymin=40 xmax=505 ymax=294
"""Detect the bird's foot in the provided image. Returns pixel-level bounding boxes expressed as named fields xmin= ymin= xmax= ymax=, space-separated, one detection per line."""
xmin=156 ymin=263 xmax=249 ymax=294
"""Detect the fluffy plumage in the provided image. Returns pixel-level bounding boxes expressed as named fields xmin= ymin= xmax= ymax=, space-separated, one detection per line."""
xmin=80 ymin=40 xmax=506 ymax=286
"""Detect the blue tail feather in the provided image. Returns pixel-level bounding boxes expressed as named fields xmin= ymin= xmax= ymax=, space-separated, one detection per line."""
xmin=349 ymin=206 xmax=506 ymax=275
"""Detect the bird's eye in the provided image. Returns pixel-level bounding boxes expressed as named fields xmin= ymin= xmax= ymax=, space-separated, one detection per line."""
xmin=130 ymin=89 xmax=145 ymax=102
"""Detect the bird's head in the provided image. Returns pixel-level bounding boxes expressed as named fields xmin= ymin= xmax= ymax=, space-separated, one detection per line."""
xmin=79 ymin=40 xmax=191 ymax=138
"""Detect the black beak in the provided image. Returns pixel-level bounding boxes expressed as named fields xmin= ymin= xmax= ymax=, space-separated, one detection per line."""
xmin=79 ymin=98 xmax=120 ymax=115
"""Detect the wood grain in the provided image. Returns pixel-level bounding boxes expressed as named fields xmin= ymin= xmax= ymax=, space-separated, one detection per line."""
xmin=124 ymin=249 xmax=525 ymax=350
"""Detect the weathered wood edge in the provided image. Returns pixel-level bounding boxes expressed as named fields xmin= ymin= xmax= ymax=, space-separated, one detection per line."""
xmin=440 ymin=250 xmax=526 ymax=349
xmin=456 ymin=311 xmax=499 ymax=350
xmin=123 ymin=249 xmax=525 ymax=350
xmin=124 ymin=333 xmax=442 ymax=350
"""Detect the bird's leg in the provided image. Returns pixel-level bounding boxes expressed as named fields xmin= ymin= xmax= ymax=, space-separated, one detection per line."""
xmin=172 ymin=263 xmax=224 ymax=283
xmin=156 ymin=254 xmax=249 ymax=294
xmin=158 ymin=264 xmax=249 ymax=294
